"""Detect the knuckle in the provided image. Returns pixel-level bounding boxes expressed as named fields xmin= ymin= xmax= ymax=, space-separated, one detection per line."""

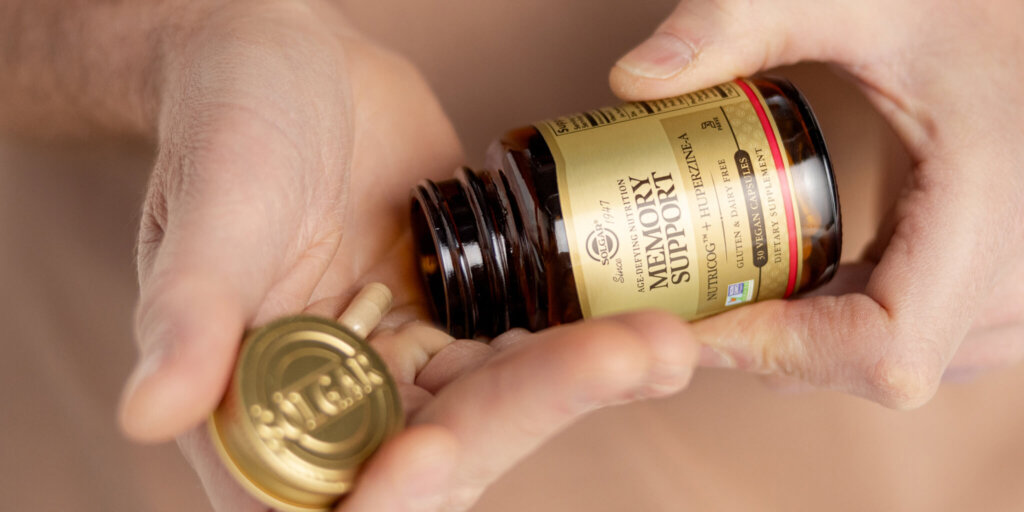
xmin=657 ymin=23 xmax=704 ymax=58
xmin=568 ymin=321 xmax=649 ymax=370
xmin=867 ymin=347 xmax=944 ymax=410
xmin=581 ymin=315 xmax=695 ymax=401
xmin=661 ymin=0 xmax=744 ymax=49
xmin=140 ymin=163 xmax=173 ymax=236
xmin=548 ymin=321 xmax=652 ymax=408
xmin=138 ymin=184 xmax=170 ymax=273
xmin=137 ymin=150 xmax=192 ymax=280
xmin=730 ymin=300 xmax=810 ymax=376
xmin=621 ymin=309 xmax=689 ymax=336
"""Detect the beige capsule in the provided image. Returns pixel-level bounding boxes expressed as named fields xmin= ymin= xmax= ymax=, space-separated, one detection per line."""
xmin=209 ymin=313 xmax=402 ymax=512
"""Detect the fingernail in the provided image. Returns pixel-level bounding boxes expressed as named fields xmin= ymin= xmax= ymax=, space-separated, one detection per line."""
xmin=699 ymin=346 xmax=736 ymax=368
xmin=616 ymin=32 xmax=695 ymax=79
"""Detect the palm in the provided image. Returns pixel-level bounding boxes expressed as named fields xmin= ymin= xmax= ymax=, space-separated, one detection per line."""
xmin=308 ymin=41 xmax=462 ymax=328
xmin=134 ymin=6 xmax=700 ymax=512
xmin=131 ymin=3 xmax=463 ymax=510
xmin=192 ymin=13 xmax=463 ymax=329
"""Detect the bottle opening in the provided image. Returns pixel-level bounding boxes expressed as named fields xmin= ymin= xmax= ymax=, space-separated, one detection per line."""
xmin=410 ymin=185 xmax=459 ymax=336
xmin=410 ymin=171 xmax=515 ymax=339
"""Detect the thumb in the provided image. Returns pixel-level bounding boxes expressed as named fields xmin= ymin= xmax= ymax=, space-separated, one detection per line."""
xmin=119 ymin=124 xmax=338 ymax=442
xmin=609 ymin=0 xmax=889 ymax=99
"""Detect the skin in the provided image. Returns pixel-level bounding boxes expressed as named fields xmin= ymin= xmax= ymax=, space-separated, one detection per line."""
xmin=610 ymin=0 xmax=1024 ymax=407
xmin=0 ymin=0 xmax=1021 ymax=510
xmin=111 ymin=1 xmax=700 ymax=510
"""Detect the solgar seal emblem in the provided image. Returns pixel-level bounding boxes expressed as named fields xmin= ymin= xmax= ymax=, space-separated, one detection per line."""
xmin=209 ymin=284 xmax=402 ymax=512
xmin=412 ymin=77 xmax=841 ymax=338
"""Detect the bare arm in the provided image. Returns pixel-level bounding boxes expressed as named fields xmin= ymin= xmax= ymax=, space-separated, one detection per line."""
xmin=0 ymin=1 xmax=212 ymax=137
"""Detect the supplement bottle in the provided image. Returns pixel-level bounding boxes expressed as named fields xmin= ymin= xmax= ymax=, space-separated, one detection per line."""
xmin=411 ymin=77 xmax=841 ymax=339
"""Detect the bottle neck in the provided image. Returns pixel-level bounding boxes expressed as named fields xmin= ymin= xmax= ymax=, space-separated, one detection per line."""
xmin=411 ymin=167 xmax=515 ymax=339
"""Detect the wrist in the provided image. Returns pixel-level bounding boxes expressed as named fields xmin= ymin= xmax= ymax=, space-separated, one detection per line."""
xmin=153 ymin=0 xmax=361 ymax=133
xmin=0 ymin=1 xmax=237 ymax=139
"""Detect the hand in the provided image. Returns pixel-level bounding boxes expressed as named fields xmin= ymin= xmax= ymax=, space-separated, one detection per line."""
xmin=610 ymin=0 xmax=1024 ymax=407
xmin=114 ymin=0 xmax=467 ymax=507
xmin=317 ymin=312 xmax=697 ymax=512
xmin=116 ymin=2 xmax=700 ymax=511
xmin=119 ymin=0 xmax=462 ymax=439
xmin=175 ymin=304 xmax=696 ymax=512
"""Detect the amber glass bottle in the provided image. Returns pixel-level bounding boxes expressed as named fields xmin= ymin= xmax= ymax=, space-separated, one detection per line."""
xmin=412 ymin=77 xmax=841 ymax=339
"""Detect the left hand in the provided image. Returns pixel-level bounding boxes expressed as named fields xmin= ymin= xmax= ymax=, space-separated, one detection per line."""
xmin=334 ymin=311 xmax=698 ymax=512
xmin=178 ymin=308 xmax=699 ymax=512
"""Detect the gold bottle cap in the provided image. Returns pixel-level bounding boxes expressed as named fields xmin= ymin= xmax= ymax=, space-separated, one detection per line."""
xmin=209 ymin=314 xmax=402 ymax=512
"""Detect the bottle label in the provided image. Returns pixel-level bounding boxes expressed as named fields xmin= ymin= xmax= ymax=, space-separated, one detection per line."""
xmin=534 ymin=79 xmax=802 ymax=320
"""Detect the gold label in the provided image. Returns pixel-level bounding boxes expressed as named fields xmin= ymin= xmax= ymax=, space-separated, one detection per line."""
xmin=535 ymin=80 xmax=802 ymax=320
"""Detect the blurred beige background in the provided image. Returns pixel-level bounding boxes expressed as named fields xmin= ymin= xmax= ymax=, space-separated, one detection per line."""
xmin=3 ymin=1 xmax=1023 ymax=510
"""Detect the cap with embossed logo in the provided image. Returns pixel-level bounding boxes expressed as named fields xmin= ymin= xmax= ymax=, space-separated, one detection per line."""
xmin=208 ymin=290 xmax=402 ymax=512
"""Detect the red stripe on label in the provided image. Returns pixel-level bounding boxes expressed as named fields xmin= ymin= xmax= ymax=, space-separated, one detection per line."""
xmin=734 ymin=79 xmax=799 ymax=297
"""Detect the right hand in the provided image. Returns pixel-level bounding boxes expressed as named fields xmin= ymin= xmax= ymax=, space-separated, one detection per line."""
xmin=610 ymin=0 xmax=1024 ymax=407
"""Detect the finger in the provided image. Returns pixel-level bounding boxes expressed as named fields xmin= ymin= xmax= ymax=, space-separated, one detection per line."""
xmin=307 ymin=291 xmax=445 ymax=415
xmin=693 ymin=155 xmax=993 ymax=409
xmin=488 ymin=327 xmax=534 ymax=352
xmin=368 ymin=322 xmax=456 ymax=417
xmin=944 ymin=263 xmax=1024 ymax=379
xmin=407 ymin=311 xmax=699 ymax=510
xmin=414 ymin=339 xmax=494 ymax=394
xmin=337 ymin=425 xmax=458 ymax=512
xmin=177 ymin=426 xmax=266 ymax=512
xmin=120 ymin=115 xmax=338 ymax=442
xmin=414 ymin=328 xmax=533 ymax=393
xmin=609 ymin=0 xmax=895 ymax=99
xmin=369 ymin=322 xmax=455 ymax=384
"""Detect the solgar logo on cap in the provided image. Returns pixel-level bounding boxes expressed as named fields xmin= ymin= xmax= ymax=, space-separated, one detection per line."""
xmin=209 ymin=314 xmax=402 ymax=512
